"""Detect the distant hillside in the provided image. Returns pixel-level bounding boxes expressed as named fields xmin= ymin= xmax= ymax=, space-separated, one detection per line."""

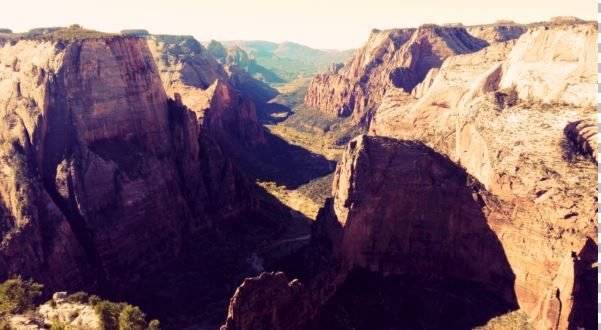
xmin=218 ymin=40 xmax=354 ymax=81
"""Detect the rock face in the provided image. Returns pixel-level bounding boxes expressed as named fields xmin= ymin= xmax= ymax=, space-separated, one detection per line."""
xmin=222 ymin=20 xmax=596 ymax=330
xmin=221 ymin=46 xmax=280 ymax=104
xmin=147 ymin=35 xmax=265 ymax=148
xmin=303 ymin=25 xmax=488 ymax=126
xmin=370 ymin=21 xmax=597 ymax=330
xmin=0 ymin=35 xmax=255 ymax=291
xmin=222 ymin=136 xmax=519 ymax=329
xmin=466 ymin=23 xmax=527 ymax=43
xmin=221 ymin=272 xmax=312 ymax=330
xmin=326 ymin=136 xmax=515 ymax=295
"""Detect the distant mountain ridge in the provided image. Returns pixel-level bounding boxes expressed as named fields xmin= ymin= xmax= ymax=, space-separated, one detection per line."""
xmin=215 ymin=40 xmax=354 ymax=81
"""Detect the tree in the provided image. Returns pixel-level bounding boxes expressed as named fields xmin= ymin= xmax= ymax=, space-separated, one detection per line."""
xmin=94 ymin=301 xmax=123 ymax=330
xmin=118 ymin=305 xmax=146 ymax=330
xmin=0 ymin=276 xmax=43 ymax=315
xmin=146 ymin=319 xmax=160 ymax=330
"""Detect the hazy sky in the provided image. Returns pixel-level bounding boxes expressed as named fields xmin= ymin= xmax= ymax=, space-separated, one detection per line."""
xmin=0 ymin=0 xmax=596 ymax=49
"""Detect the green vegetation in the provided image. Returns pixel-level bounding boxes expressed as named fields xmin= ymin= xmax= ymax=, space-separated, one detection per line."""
xmin=6 ymin=25 xmax=118 ymax=43
xmin=0 ymin=277 xmax=159 ymax=330
xmin=94 ymin=299 xmax=159 ymax=330
xmin=65 ymin=291 xmax=88 ymax=304
xmin=0 ymin=276 xmax=43 ymax=315
xmin=120 ymin=29 xmax=150 ymax=37
xmin=118 ymin=305 xmax=147 ymax=330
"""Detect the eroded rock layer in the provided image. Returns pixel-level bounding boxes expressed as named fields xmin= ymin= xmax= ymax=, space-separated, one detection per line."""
xmin=303 ymin=25 xmax=488 ymax=126
xmin=369 ymin=21 xmax=598 ymax=330
xmin=0 ymin=35 xmax=255 ymax=292
xmin=147 ymin=35 xmax=266 ymax=148
xmin=223 ymin=20 xmax=597 ymax=330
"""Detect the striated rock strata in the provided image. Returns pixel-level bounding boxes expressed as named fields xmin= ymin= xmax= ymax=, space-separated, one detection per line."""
xmin=0 ymin=34 xmax=255 ymax=292
xmin=303 ymin=25 xmax=488 ymax=126
xmin=223 ymin=20 xmax=597 ymax=330
xmin=147 ymin=35 xmax=265 ymax=148
xmin=370 ymin=21 xmax=598 ymax=330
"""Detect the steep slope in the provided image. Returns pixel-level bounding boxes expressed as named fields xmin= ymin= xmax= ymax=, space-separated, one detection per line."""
xmin=0 ymin=33 xmax=256 ymax=293
xmin=147 ymin=35 xmax=266 ymax=148
xmin=370 ymin=20 xmax=597 ymax=330
xmin=218 ymin=45 xmax=280 ymax=103
xmin=304 ymin=25 xmax=488 ymax=127
xmin=223 ymin=136 xmax=518 ymax=330
xmin=221 ymin=20 xmax=596 ymax=330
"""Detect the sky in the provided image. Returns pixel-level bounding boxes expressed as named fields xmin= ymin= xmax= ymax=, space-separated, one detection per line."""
xmin=0 ymin=0 xmax=596 ymax=49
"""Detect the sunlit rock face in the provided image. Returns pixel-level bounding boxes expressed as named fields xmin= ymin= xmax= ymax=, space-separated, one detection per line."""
xmin=222 ymin=20 xmax=597 ymax=330
xmin=370 ymin=21 xmax=597 ymax=330
xmin=147 ymin=35 xmax=266 ymax=148
xmin=223 ymin=135 xmax=519 ymax=330
xmin=304 ymin=25 xmax=488 ymax=127
xmin=0 ymin=35 xmax=255 ymax=292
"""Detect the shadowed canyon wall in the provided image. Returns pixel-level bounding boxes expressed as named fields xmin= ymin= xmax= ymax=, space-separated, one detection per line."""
xmin=0 ymin=35 xmax=256 ymax=292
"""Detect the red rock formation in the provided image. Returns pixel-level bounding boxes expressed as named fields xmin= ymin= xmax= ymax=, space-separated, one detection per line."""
xmin=0 ymin=35 xmax=256 ymax=292
xmin=147 ymin=35 xmax=266 ymax=148
xmin=221 ymin=272 xmax=313 ymax=330
xmin=222 ymin=21 xmax=597 ymax=330
xmin=304 ymin=25 xmax=487 ymax=126
xmin=370 ymin=21 xmax=597 ymax=330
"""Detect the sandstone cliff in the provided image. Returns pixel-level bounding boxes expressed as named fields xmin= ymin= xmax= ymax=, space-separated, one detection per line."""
xmin=147 ymin=35 xmax=266 ymax=148
xmin=223 ymin=136 xmax=519 ymax=329
xmin=222 ymin=20 xmax=596 ymax=330
xmin=303 ymin=25 xmax=488 ymax=126
xmin=221 ymin=45 xmax=280 ymax=104
xmin=369 ymin=21 xmax=597 ymax=329
xmin=0 ymin=33 xmax=255 ymax=292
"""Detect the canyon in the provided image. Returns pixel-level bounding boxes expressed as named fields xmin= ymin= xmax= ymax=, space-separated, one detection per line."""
xmin=222 ymin=18 xmax=598 ymax=330
xmin=0 ymin=17 xmax=596 ymax=330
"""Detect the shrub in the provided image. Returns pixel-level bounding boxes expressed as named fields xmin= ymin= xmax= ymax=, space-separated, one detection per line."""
xmin=118 ymin=305 xmax=146 ymax=330
xmin=0 ymin=276 xmax=43 ymax=315
xmin=146 ymin=319 xmax=160 ymax=330
xmin=94 ymin=301 xmax=124 ymax=330
xmin=87 ymin=295 xmax=101 ymax=306
xmin=66 ymin=291 xmax=88 ymax=304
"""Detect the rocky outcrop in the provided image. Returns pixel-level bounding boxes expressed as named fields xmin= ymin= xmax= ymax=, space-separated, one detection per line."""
xmin=0 ymin=34 xmax=256 ymax=292
xmin=222 ymin=136 xmax=520 ymax=329
xmin=370 ymin=21 xmax=597 ymax=330
xmin=304 ymin=25 xmax=488 ymax=126
xmin=221 ymin=272 xmax=313 ymax=330
xmin=147 ymin=35 xmax=266 ymax=148
xmin=221 ymin=46 xmax=279 ymax=104
xmin=565 ymin=119 xmax=597 ymax=162
xmin=466 ymin=23 xmax=526 ymax=43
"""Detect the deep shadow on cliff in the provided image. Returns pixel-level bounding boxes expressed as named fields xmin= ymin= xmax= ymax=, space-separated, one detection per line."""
xmin=226 ymin=130 xmax=336 ymax=189
xmin=116 ymin=185 xmax=312 ymax=330
xmin=309 ymin=270 xmax=517 ymax=330
xmin=568 ymin=238 xmax=598 ymax=330
xmin=222 ymin=136 xmax=519 ymax=330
